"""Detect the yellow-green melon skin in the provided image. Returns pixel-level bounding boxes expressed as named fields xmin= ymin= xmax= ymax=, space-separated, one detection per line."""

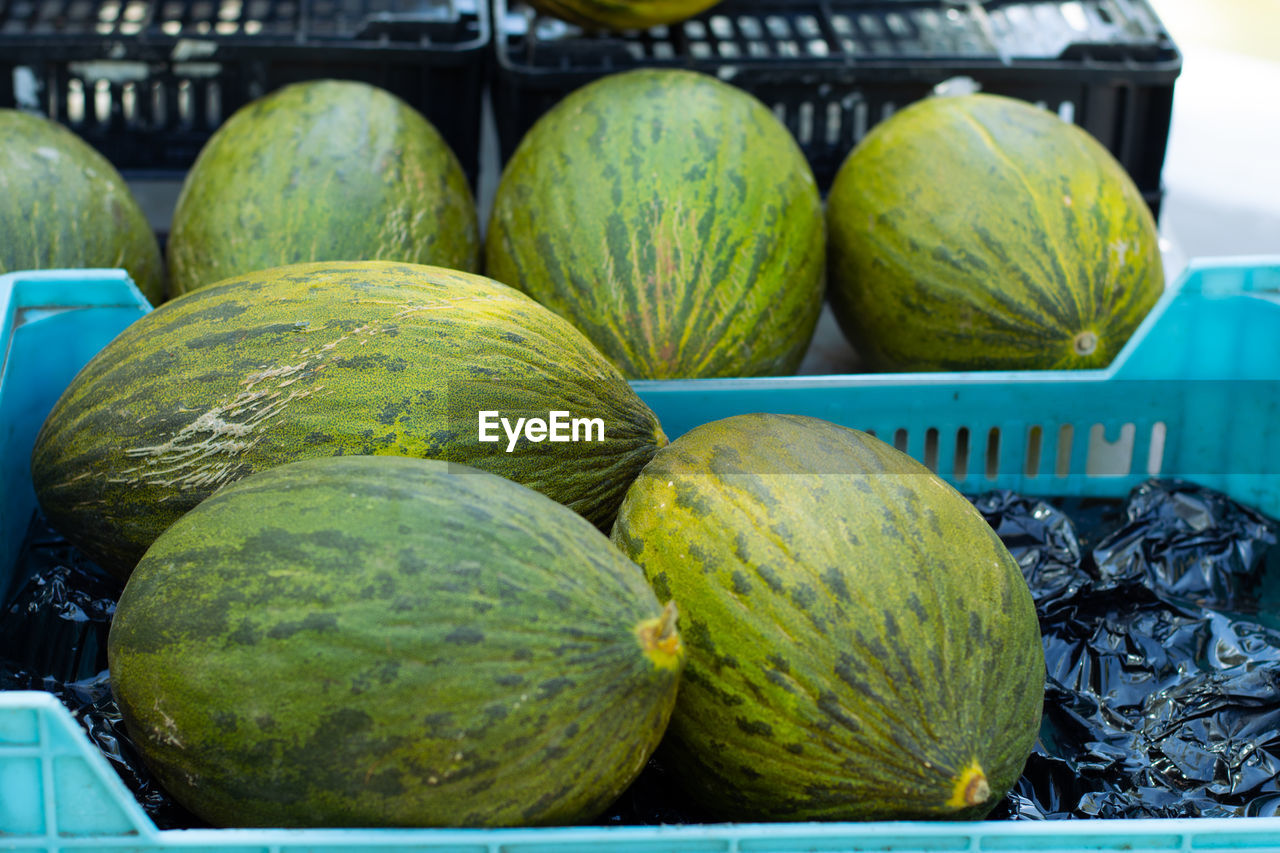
xmin=31 ymin=261 xmax=666 ymax=579
xmin=526 ymin=0 xmax=721 ymax=30
xmin=827 ymin=93 xmax=1164 ymax=371
xmin=0 ymin=109 xmax=163 ymax=304
xmin=486 ymin=69 xmax=825 ymax=380
xmin=611 ymin=413 xmax=1045 ymax=821
xmin=109 ymin=455 xmax=683 ymax=828
xmin=167 ymin=80 xmax=479 ymax=296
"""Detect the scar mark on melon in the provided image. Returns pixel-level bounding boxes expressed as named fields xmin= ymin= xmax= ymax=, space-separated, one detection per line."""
xmin=106 ymin=295 xmax=534 ymax=492
xmin=152 ymin=698 xmax=184 ymax=748
xmin=110 ymin=360 xmax=324 ymax=491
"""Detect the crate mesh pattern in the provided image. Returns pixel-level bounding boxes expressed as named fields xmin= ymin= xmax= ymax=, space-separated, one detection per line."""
xmin=0 ymin=0 xmax=489 ymax=180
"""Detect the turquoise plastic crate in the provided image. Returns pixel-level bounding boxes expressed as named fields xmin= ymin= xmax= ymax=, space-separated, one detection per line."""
xmin=4 ymin=258 xmax=1280 ymax=850
xmin=0 ymin=269 xmax=153 ymax=602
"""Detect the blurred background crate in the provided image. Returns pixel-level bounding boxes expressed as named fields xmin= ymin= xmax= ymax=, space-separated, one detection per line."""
xmin=491 ymin=0 xmax=1182 ymax=219
xmin=0 ymin=0 xmax=490 ymax=185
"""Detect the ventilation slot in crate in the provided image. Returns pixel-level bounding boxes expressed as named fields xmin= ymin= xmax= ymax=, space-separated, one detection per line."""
xmin=884 ymin=420 xmax=1169 ymax=484
xmin=56 ymin=72 xmax=226 ymax=133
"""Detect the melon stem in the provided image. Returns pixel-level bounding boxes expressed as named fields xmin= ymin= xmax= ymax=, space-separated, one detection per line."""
xmin=946 ymin=759 xmax=990 ymax=809
xmin=636 ymin=601 xmax=683 ymax=671
xmin=1073 ymin=330 xmax=1099 ymax=356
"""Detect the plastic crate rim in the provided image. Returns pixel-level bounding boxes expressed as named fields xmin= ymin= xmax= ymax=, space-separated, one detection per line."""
xmin=11 ymin=688 xmax=1280 ymax=846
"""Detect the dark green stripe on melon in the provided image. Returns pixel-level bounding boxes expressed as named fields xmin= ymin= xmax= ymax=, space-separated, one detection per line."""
xmin=611 ymin=413 xmax=1044 ymax=821
xmin=32 ymin=260 xmax=666 ymax=579
xmin=0 ymin=109 xmax=163 ymax=304
xmin=826 ymin=93 xmax=1163 ymax=371
xmin=485 ymin=69 xmax=825 ymax=379
xmin=167 ymin=79 xmax=479 ymax=296
xmin=108 ymin=455 xmax=683 ymax=828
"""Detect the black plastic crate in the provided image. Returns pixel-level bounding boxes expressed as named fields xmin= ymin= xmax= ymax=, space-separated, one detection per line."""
xmin=492 ymin=0 xmax=1181 ymax=217
xmin=0 ymin=0 xmax=490 ymax=185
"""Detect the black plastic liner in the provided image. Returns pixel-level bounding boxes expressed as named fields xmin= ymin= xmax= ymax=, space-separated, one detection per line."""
xmin=5 ymin=479 xmax=1280 ymax=825
xmin=978 ymin=481 xmax=1280 ymax=820
xmin=0 ymin=517 xmax=203 ymax=830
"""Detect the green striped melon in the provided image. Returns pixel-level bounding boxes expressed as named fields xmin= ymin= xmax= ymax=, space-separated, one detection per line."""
xmin=32 ymin=261 xmax=665 ymax=580
xmin=611 ymin=413 xmax=1045 ymax=821
xmin=827 ymin=93 xmax=1163 ymax=371
xmin=167 ymin=80 xmax=479 ymax=296
xmin=0 ymin=109 xmax=163 ymax=304
xmin=485 ymin=69 xmax=825 ymax=379
xmin=525 ymin=0 xmax=721 ymax=30
xmin=109 ymin=454 xmax=684 ymax=828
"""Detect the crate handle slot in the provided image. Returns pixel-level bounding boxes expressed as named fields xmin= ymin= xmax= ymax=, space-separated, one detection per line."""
xmin=1086 ymin=422 xmax=1135 ymax=476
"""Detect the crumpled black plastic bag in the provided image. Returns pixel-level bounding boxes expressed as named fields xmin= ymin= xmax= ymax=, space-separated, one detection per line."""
xmin=0 ymin=516 xmax=120 ymax=684
xmin=0 ymin=518 xmax=200 ymax=829
xmin=977 ymin=480 xmax=1280 ymax=820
